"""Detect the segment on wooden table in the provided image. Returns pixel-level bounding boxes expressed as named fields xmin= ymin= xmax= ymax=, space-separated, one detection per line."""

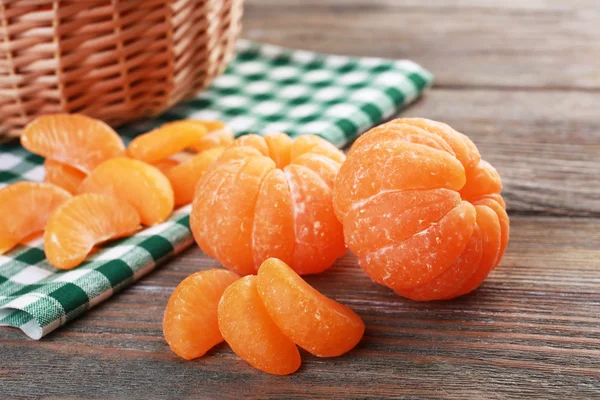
xmin=0 ymin=216 xmax=598 ymax=398
xmin=243 ymin=0 xmax=600 ymax=89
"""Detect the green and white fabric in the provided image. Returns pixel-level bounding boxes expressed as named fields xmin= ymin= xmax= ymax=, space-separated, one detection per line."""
xmin=0 ymin=40 xmax=433 ymax=339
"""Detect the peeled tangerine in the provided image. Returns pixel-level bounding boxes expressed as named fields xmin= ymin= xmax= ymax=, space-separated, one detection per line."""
xmin=0 ymin=182 xmax=71 ymax=254
xmin=191 ymin=133 xmax=347 ymax=276
xmin=78 ymin=157 xmax=174 ymax=226
xmin=44 ymin=193 xmax=141 ymax=270
xmin=333 ymin=118 xmax=510 ymax=301
xmin=163 ymin=269 xmax=240 ymax=360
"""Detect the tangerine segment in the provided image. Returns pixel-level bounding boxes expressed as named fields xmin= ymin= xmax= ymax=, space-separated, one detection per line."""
xmin=289 ymin=153 xmax=341 ymax=189
xmin=460 ymin=160 xmax=502 ymax=202
xmin=188 ymin=121 xmax=235 ymax=153
xmin=450 ymin=205 xmax=502 ymax=298
xmin=153 ymin=159 xmax=179 ymax=175
xmin=0 ymin=182 xmax=71 ymax=254
xmin=163 ymin=269 xmax=240 ymax=360
xmin=127 ymin=120 xmax=207 ymax=163
xmin=166 ymin=147 xmax=224 ymax=206
xmin=252 ymin=169 xmax=296 ymax=268
xmin=218 ymin=275 xmax=301 ymax=375
xmin=229 ymin=134 xmax=270 ymax=156
xmin=78 ymin=157 xmax=174 ymax=226
xmin=21 ymin=114 xmax=124 ymax=173
xmin=334 ymin=139 xmax=466 ymax=221
xmin=290 ymin=135 xmax=346 ymax=164
xmin=264 ymin=133 xmax=293 ymax=169
xmin=284 ymin=164 xmax=346 ymax=275
xmin=44 ymin=160 xmax=87 ymax=194
xmin=394 ymin=226 xmax=483 ymax=301
xmin=343 ymin=189 xmax=462 ymax=256
xmin=394 ymin=118 xmax=480 ymax=171
xmin=191 ymin=153 xmax=275 ymax=275
xmin=360 ymin=201 xmax=477 ymax=290
xmin=257 ymin=258 xmax=365 ymax=357
xmin=44 ymin=193 xmax=141 ymax=270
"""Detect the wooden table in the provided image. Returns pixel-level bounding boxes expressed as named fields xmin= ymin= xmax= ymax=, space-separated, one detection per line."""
xmin=1 ymin=1 xmax=599 ymax=398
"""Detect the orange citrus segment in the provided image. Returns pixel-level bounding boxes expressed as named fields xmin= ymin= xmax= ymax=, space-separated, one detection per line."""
xmin=290 ymin=135 xmax=346 ymax=164
xmin=44 ymin=160 xmax=87 ymax=194
xmin=21 ymin=114 xmax=124 ymax=173
xmin=229 ymin=134 xmax=270 ymax=156
xmin=0 ymin=182 xmax=71 ymax=254
xmin=127 ymin=120 xmax=207 ymax=163
xmin=460 ymin=160 xmax=502 ymax=202
xmin=360 ymin=201 xmax=477 ymax=291
xmin=284 ymin=164 xmax=346 ymax=275
xmin=153 ymin=158 xmax=180 ymax=175
xmin=78 ymin=157 xmax=174 ymax=226
xmin=257 ymin=258 xmax=365 ymax=357
xmin=166 ymin=147 xmax=224 ymax=207
xmin=44 ymin=193 xmax=141 ymax=270
xmin=187 ymin=121 xmax=235 ymax=153
xmin=289 ymin=153 xmax=341 ymax=189
xmin=252 ymin=169 xmax=296 ymax=268
xmin=218 ymin=275 xmax=301 ymax=375
xmin=264 ymin=133 xmax=293 ymax=169
xmin=163 ymin=269 xmax=240 ymax=360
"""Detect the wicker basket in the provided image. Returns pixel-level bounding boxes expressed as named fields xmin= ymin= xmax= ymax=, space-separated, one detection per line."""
xmin=0 ymin=0 xmax=243 ymax=137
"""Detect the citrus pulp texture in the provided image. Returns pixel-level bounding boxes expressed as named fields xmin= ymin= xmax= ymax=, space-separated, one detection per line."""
xmin=44 ymin=193 xmax=141 ymax=270
xmin=0 ymin=182 xmax=71 ymax=254
xmin=257 ymin=258 xmax=365 ymax=357
xmin=218 ymin=275 xmax=302 ymax=375
xmin=78 ymin=157 xmax=174 ymax=226
xmin=333 ymin=118 xmax=510 ymax=301
xmin=163 ymin=269 xmax=240 ymax=360
xmin=21 ymin=114 xmax=124 ymax=173
xmin=191 ymin=133 xmax=347 ymax=277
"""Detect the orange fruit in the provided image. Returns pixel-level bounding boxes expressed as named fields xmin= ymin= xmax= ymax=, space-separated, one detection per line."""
xmin=78 ymin=157 xmax=174 ymax=226
xmin=187 ymin=120 xmax=235 ymax=153
xmin=257 ymin=258 xmax=365 ymax=357
xmin=44 ymin=193 xmax=141 ymax=270
xmin=21 ymin=114 xmax=124 ymax=173
xmin=153 ymin=158 xmax=180 ymax=175
xmin=127 ymin=120 xmax=208 ymax=163
xmin=44 ymin=160 xmax=87 ymax=194
xmin=333 ymin=118 xmax=510 ymax=301
xmin=163 ymin=269 xmax=240 ymax=360
xmin=191 ymin=133 xmax=346 ymax=276
xmin=218 ymin=275 xmax=301 ymax=375
xmin=0 ymin=182 xmax=71 ymax=254
xmin=165 ymin=147 xmax=225 ymax=207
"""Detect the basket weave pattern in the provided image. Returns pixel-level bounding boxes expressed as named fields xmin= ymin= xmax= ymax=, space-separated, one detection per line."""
xmin=0 ymin=0 xmax=243 ymax=137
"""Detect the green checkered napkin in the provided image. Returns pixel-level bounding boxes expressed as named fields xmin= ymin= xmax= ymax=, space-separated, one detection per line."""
xmin=0 ymin=40 xmax=432 ymax=339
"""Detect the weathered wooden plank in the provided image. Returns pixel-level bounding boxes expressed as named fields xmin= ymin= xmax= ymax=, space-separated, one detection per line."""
xmin=0 ymin=216 xmax=598 ymax=399
xmin=243 ymin=0 xmax=600 ymax=89
xmin=400 ymin=89 xmax=600 ymax=216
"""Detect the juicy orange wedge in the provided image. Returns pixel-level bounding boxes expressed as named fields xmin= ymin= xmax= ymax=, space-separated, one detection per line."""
xmin=163 ymin=269 xmax=240 ymax=360
xmin=257 ymin=258 xmax=365 ymax=357
xmin=188 ymin=120 xmax=235 ymax=153
xmin=218 ymin=275 xmax=301 ymax=375
xmin=44 ymin=160 xmax=87 ymax=194
xmin=127 ymin=120 xmax=207 ymax=163
xmin=0 ymin=182 xmax=71 ymax=254
xmin=21 ymin=114 xmax=124 ymax=173
xmin=44 ymin=193 xmax=141 ymax=270
xmin=153 ymin=158 xmax=180 ymax=175
xmin=78 ymin=157 xmax=174 ymax=226
xmin=166 ymin=147 xmax=225 ymax=206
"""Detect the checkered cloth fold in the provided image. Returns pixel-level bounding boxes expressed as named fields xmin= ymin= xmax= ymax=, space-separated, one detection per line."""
xmin=0 ymin=40 xmax=432 ymax=339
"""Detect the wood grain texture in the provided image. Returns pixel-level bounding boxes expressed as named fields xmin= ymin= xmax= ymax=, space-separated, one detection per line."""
xmin=1 ymin=0 xmax=600 ymax=399
xmin=243 ymin=0 xmax=600 ymax=89
xmin=0 ymin=217 xmax=598 ymax=399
